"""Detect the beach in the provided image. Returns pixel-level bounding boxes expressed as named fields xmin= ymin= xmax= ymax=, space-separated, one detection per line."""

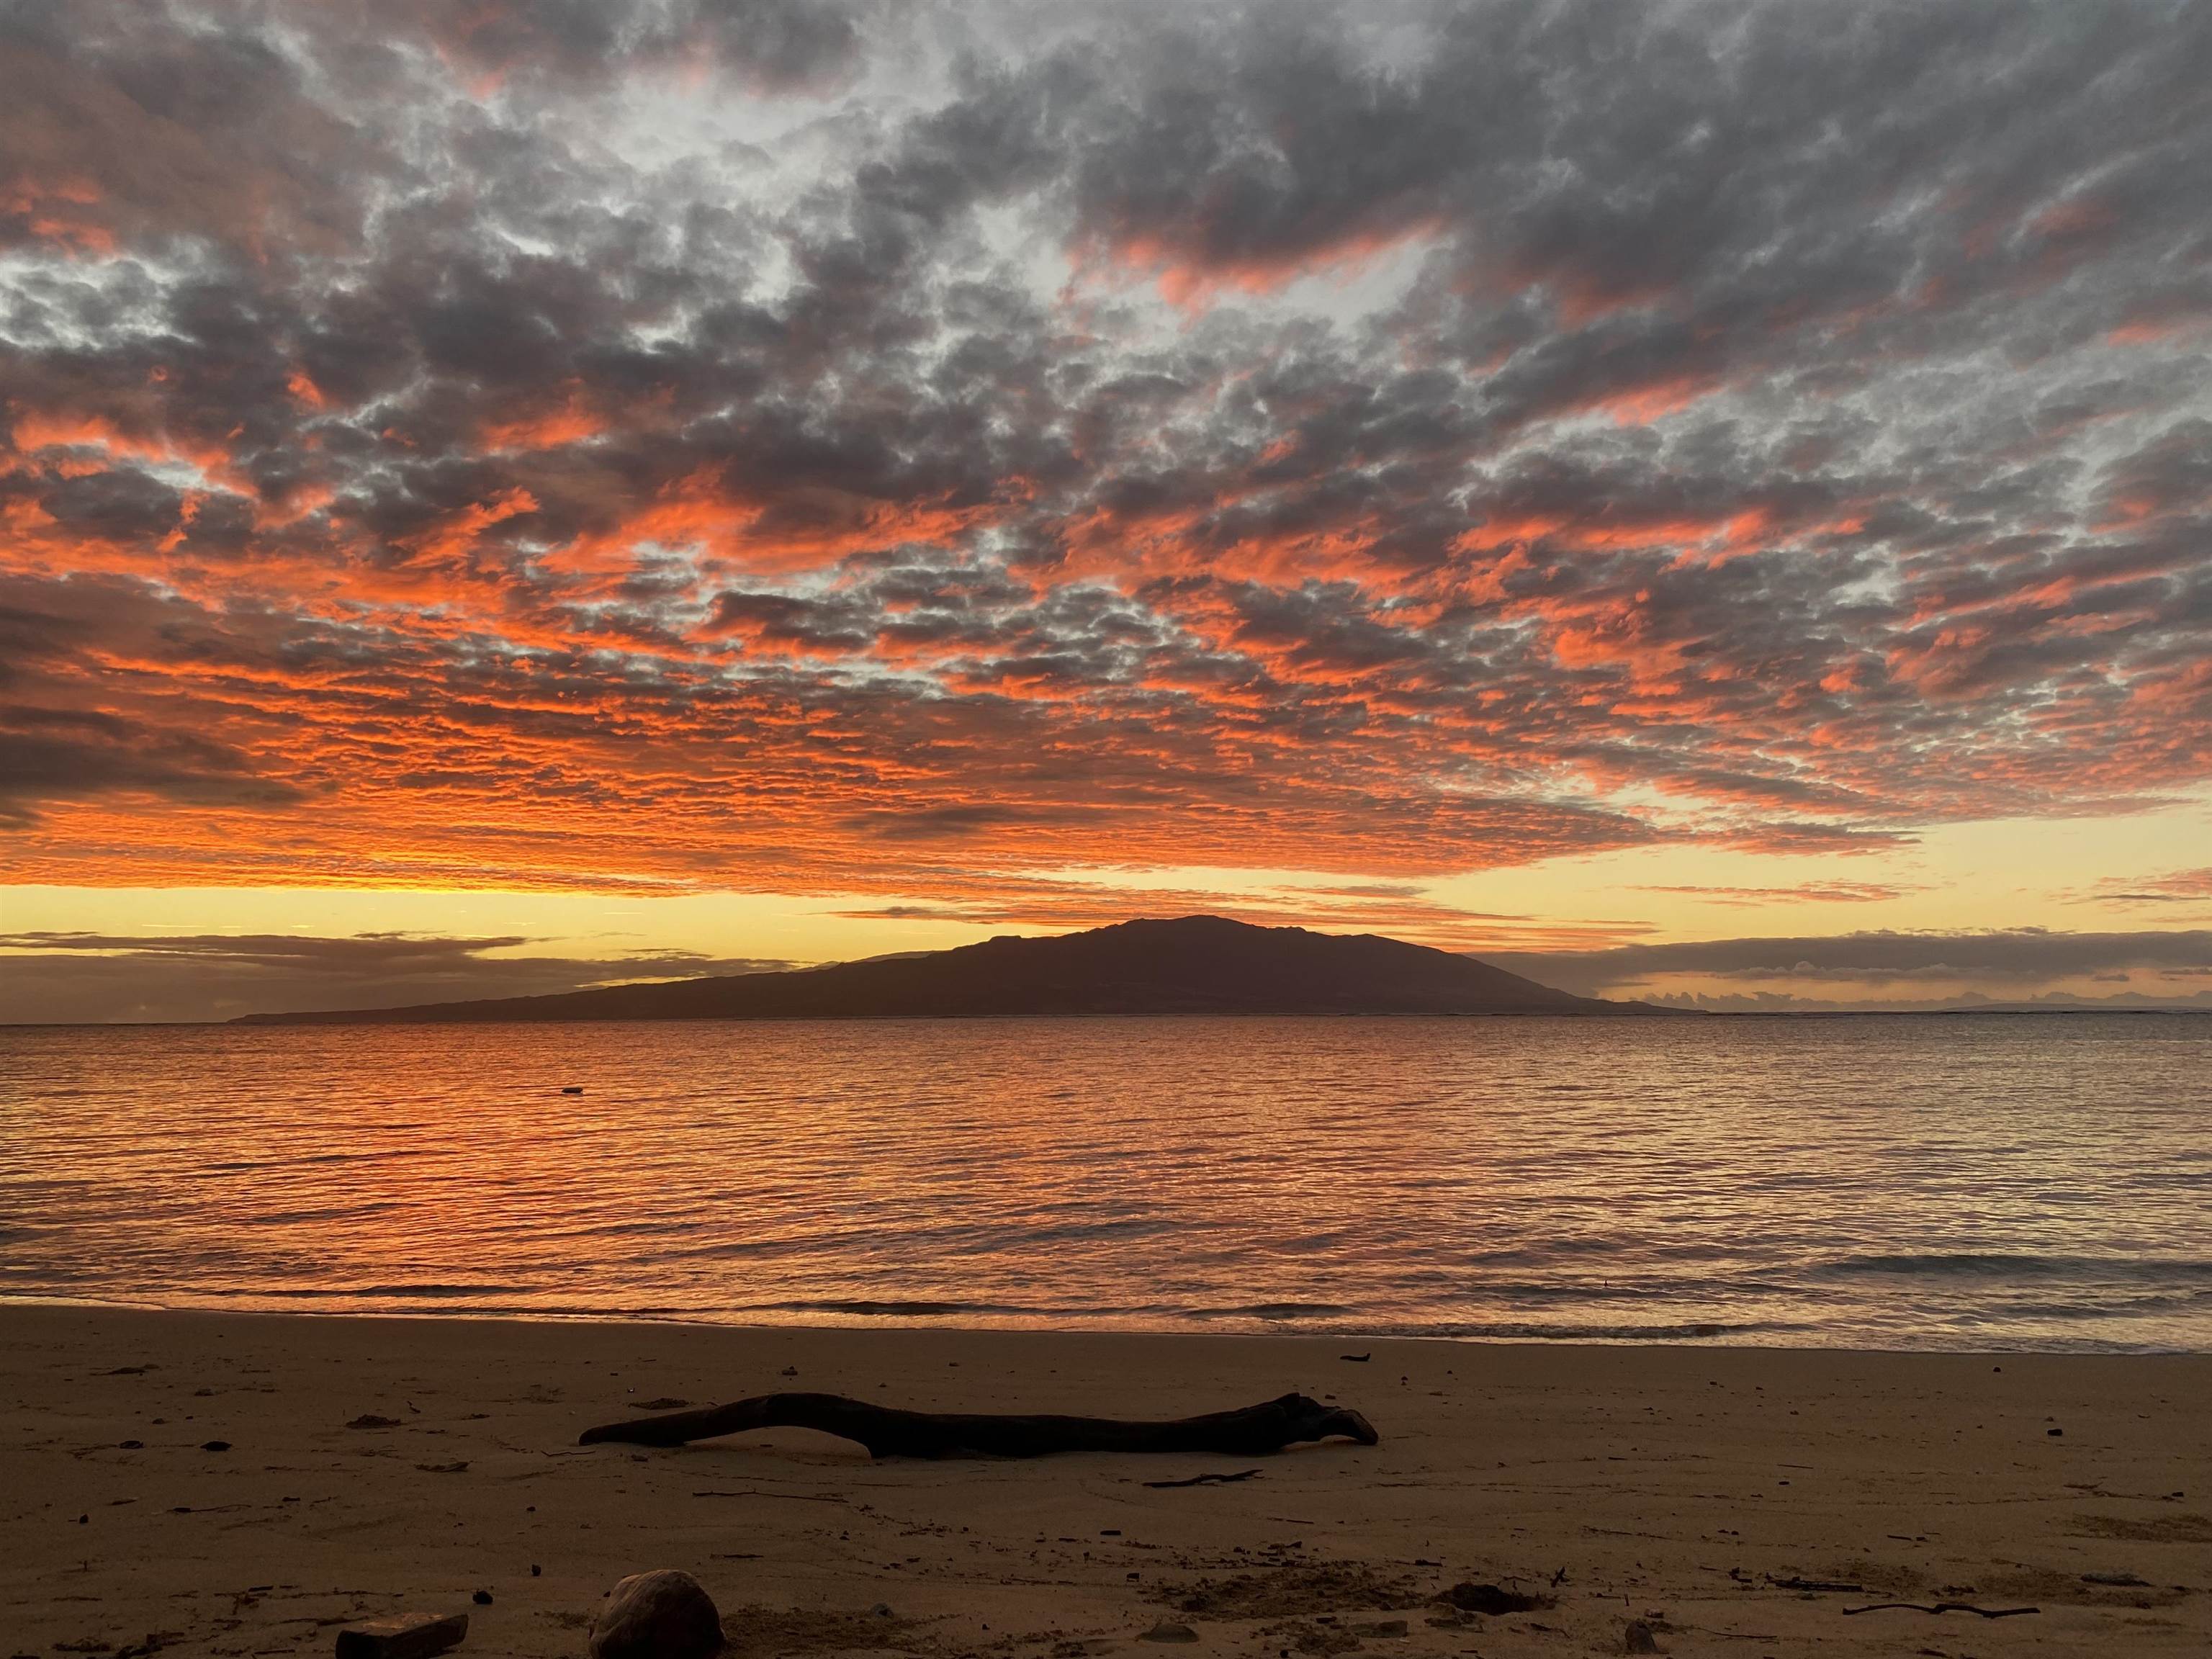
xmin=6 ymin=1306 xmax=2208 ymax=1657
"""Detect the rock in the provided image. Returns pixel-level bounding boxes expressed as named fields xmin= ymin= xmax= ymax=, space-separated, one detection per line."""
xmin=201 ymin=1439 xmax=231 ymax=1452
xmin=1354 ymin=1619 xmax=1408 ymax=1637
xmin=471 ymin=1590 xmax=493 ymax=1605
xmin=333 ymin=1611 xmax=468 ymax=1659
xmin=1139 ymin=1622 xmax=1200 ymax=1643
xmin=2082 ymin=1571 xmax=2148 ymax=1586
xmin=347 ymin=1414 xmax=402 ymax=1429
xmin=1624 ymin=1619 xmax=1663 ymax=1653
xmin=588 ymin=1569 xmax=724 ymax=1659
xmin=1440 ymin=1583 xmax=1542 ymax=1616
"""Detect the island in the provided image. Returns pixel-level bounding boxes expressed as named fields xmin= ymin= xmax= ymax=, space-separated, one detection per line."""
xmin=232 ymin=914 xmax=1669 ymax=1023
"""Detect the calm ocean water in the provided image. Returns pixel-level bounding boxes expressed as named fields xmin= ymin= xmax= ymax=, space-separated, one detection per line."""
xmin=2 ymin=1015 xmax=2208 ymax=1350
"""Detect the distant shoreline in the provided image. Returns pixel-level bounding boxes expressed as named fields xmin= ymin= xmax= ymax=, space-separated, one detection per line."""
xmin=8 ymin=1005 xmax=2210 ymax=1028
xmin=4 ymin=1295 xmax=2208 ymax=1354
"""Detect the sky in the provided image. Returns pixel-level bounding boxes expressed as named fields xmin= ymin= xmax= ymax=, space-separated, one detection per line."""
xmin=3 ymin=0 xmax=2210 ymax=1021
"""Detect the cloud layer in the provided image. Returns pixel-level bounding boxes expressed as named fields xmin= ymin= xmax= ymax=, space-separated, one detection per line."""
xmin=4 ymin=0 xmax=2210 ymax=899
xmin=1499 ymin=926 xmax=2212 ymax=1010
xmin=0 ymin=930 xmax=788 ymax=1022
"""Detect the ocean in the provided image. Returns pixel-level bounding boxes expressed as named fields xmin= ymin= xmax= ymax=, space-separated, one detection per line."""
xmin=2 ymin=1013 xmax=2208 ymax=1350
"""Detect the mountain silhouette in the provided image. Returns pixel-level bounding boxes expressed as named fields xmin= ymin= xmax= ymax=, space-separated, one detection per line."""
xmin=233 ymin=914 xmax=1662 ymax=1023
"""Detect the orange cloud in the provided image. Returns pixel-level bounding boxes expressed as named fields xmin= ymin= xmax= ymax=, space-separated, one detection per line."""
xmin=1082 ymin=220 xmax=1438 ymax=313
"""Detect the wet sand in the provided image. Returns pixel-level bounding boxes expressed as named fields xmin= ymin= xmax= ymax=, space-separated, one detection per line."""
xmin=6 ymin=1305 xmax=2208 ymax=1656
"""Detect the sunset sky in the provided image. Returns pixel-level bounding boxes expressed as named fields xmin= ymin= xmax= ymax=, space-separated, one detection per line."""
xmin=4 ymin=0 xmax=2209 ymax=1020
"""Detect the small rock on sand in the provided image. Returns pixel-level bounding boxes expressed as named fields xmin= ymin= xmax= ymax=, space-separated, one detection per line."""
xmin=1140 ymin=1622 xmax=1200 ymax=1643
xmin=1441 ymin=1583 xmax=1542 ymax=1616
xmin=590 ymin=1568 xmax=724 ymax=1659
xmin=333 ymin=1611 xmax=469 ymax=1659
xmin=1624 ymin=1619 xmax=1663 ymax=1653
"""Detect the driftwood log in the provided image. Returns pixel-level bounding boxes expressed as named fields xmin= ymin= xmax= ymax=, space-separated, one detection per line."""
xmin=577 ymin=1390 xmax=1378 ymax=1460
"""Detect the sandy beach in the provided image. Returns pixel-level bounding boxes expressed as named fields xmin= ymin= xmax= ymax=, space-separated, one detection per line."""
xmin=6 ymin=1305 xmax=2208 ymax=1657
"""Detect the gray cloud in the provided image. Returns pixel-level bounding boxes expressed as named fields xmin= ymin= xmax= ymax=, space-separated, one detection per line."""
xmin=1496 ymin=928 xmax=2212 ymax=1000
xmin=0 ymin=932 xmax=793 ymax=1023
xmin=0 ymin=706 xmax=304 ymax=826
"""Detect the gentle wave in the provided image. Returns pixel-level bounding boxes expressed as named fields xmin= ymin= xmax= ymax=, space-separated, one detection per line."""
xmin=1815 ymin=1252 xmax=2212 ymax=1280
xmin=765 ymin=1299 xmax=1057 ymax=1318
xmin=251 ymin=1282 xmax=526 ymax=1300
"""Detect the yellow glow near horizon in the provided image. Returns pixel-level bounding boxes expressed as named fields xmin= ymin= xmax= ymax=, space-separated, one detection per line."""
xmin=5 ymin=792 xmax=2206 ymax=981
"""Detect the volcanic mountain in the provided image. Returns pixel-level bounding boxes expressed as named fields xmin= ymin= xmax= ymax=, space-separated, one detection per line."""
xmin=232 ymin=916 xmax=1663 ymax=1023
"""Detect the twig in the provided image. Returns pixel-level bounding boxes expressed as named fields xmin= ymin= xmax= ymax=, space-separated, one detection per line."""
xmin=1768 ymin=1576 xmax=1864 ymax=1592
xmin=1143 ymin=1469 xmax=1264 ymax=1489
xmin=1841 ymin=1601 xmax=2039 ymax=1619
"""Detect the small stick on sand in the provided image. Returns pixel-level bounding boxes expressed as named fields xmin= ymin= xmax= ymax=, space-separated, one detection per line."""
xmin=577 ymin=1390 xmax=1379 ymax=1459
xmin=1143 ymin=1468 xmax=1264 ymax=1488
xmin=1840 ymin=1601 xmax=2040 ymax=1619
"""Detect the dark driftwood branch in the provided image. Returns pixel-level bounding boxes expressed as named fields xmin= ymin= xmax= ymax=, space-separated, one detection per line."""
xmin=1841 ymin=1602 xmax=2039 ymax=1619
xmin=1144 ymin=1467 xmax=1264 ymax=1488
xmin=578 ymin=1390 xmax=1378 ymax=1460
